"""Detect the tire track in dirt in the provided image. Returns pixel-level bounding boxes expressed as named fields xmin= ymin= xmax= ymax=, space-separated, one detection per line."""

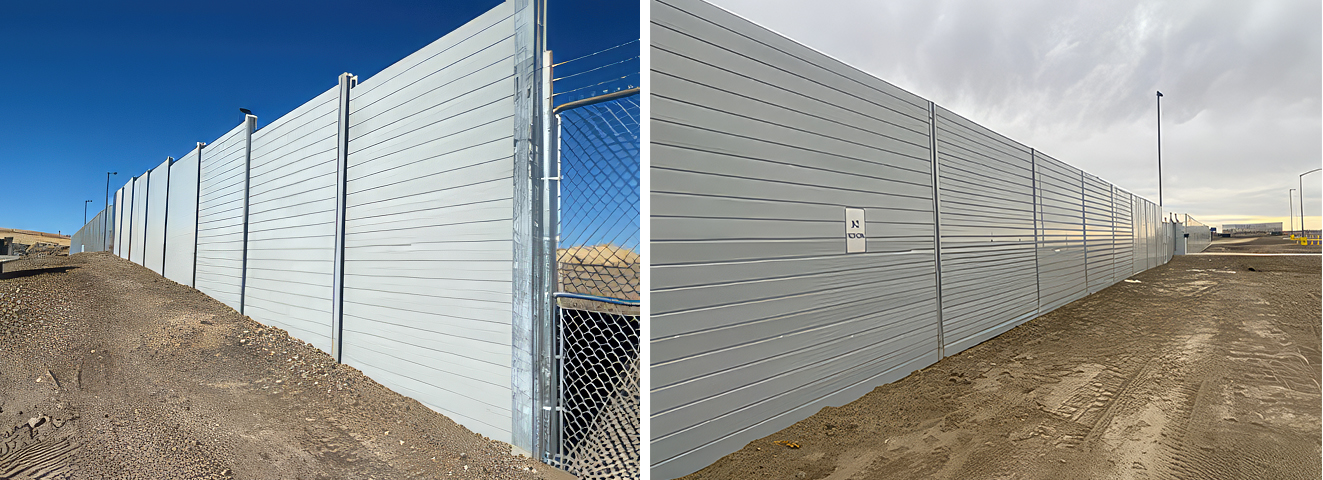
xmin=0 ymin=416 xmax=78 ymax=480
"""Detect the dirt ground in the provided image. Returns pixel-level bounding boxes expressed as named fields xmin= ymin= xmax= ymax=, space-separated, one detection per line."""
xmin=1201 ymin=235 xmax=1323 ymax=254
xmin=0 ymin=252 xmax=574 ymax=479
xmin=683 ymin=237 xmax=1321 ymax=480
xmin=0 ymin=228 xmax=71 ymax=248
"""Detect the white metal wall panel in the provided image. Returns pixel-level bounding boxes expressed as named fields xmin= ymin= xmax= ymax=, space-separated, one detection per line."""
xmin=130 ymin=175 xmax=150 ymax=264
xmin=114 ymin=188 xmax=125 ymax=255
xmin=143 ymin=158 xmax=172 ymax=275
xmin=1083 ymin=174 xmax=1114 ymax=293
xmin=165 ymin=147 xmax=201 ymax=286
xmin=1034 ymin=152 xmax=1087 ymax=313
xmin=71 ymin=207 xmax=110 ymax=253
xmin=652 ymin=0 xmax=939 ymax=476
xmin=934 ymin=106 xmax=1038 ymax=354
xmin=244 ymin=85 xmax=340 ymax=354
xmin=195 ymin=123 xmax=250 ymax=312
xmin=1183 ymin=215 xmax=1211 ymax=253
xmin=1113 ymin=189 xmax=1134 ymax=279
xmin=340 ymin=1 xmax=517 ymax=444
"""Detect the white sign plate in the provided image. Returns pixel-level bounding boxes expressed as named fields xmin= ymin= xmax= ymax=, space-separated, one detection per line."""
xmin=845 ymin=208 xmax=865 ymax=253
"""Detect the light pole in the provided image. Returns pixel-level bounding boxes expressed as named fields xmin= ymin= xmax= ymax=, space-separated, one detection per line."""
xmin=1156 ymin=91 xmax=1164 ymax=207
xmin=1302 ymin=168 xmax=1321 ymax=235
xmin=84 ymin=200 xmax=93 ymax=225
xmin=1289 ymin=188 xmax=1296 ymax=236
xmin=106 ymin=171 xmax=117 ymax=251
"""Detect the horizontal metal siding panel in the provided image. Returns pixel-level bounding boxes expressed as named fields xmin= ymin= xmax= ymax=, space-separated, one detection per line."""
xmin=1083 ymin=175 xmax=1113 ymax=293
xmin=243 ymin=86 xmax=340 ymax=353
xmin=131 ymin=175 xmax=149 ymax=264
xmin=114 ymin=188 xmax=125 ymax=256
xmin=165 ymin=148 xmax=200 ymax=286
xmin=1034 ymin=153 xmax=1085 ymax=313
xmin=652 ymin=0 xmax=939 ymax=475
xmin=144 ymin=159 xmax=172 ymax=275
xmin=195 ymin=124 xmax=249 ymax=311
xmin=340 ymin=1 xmax=515 ymax=444
xmin=119 ymin=180 xmax=134 ymax=259
xmin=1112 ymin=190 xmax=1133 ymax=279
xmin=934 ymin=106 xmax=1036 ymax=354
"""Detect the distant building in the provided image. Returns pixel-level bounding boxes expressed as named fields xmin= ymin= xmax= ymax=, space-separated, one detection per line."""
xmin=1221 ymin=222 xmax=1283 ymax=235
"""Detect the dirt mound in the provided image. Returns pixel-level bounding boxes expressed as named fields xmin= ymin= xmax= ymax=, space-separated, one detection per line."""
xmin=558 ymin=244 xmax=640 ymax=315
xmin=0 ymin=252 xmax=573 ymax=479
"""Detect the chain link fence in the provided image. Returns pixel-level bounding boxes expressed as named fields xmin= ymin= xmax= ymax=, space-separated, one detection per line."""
xmin=547 ymin=45 xmax=640 ymax=477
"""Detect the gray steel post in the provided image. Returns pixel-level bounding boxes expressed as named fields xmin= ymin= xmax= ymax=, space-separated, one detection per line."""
xmin=1030 ymin=149 xmax=1041 ymax=313
xmin=193 ymin=143 xmax=205 ymax=288
xmin=161 ymin=157 xmax=172 ymax=275
xmin=239 ymin=115 xmax=256 ymax=316
xmin=1301 ymin=168 xmax=1320 ymax=235
xmin=928 ymin=101 xmax=945 ymax=358
xmin=1289 ymin=189 xmax=1295 ymax=234
xmin=1081 ymin=171 xmax=1088 ymax=291
xmin=331 ymin=72 xmax=357 ymax=363
xmin=1156 ymin=91 xmax=1163 ymax=207
xmin=538 ymin=48 xmax=559 ymax=462
xmin=105 ymin=172 xmax=116 ymax=251
xmin=510 ymin=0 xmax=544 ymax=458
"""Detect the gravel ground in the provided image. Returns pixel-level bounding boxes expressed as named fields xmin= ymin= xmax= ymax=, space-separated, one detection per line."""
xmin=682 ymin=237 xmax=1321 ymax=479
xmin=0 ymin=252 xmax=574 ymax=480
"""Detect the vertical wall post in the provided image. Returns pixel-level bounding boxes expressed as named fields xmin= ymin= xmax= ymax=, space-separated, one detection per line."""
xmin=331 ymin=72 xmax=357 ymax=363
xmin=928 ymin=102 xmax=945 ymax=358
xmin=511 ymin=0 xmax=545 ymax=458
xmin=128 ymin=176 xmax=139 ymax=263
xmin=239 ymin=115 xmax=256 ymax=316
xmin=193 ymin=143 xmax=205 ymax=288
xmin=1081 ymin=171 xmax=1088 ymax=292
xmin=537 ymin=49 xmax=560 ymax=462
xmin=1030 ymin=149 xmax=1041 ymax=314
xmin=162 ymin=157 xmax=173 ymax=275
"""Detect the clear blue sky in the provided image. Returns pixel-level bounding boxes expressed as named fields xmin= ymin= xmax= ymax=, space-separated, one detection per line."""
xmin=0 ymin=0 xmax=639 ymax=236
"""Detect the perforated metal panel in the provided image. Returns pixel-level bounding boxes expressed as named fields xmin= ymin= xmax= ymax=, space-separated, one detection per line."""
xmin=195 ymin=122 xmax=252 ymax=312
xmin=165 ymin=146 xmax=201 ymax=286
xmin=244 ymin=86 xmax=340 ymax=353
xmin=143 ymin=158 xmax=172 ymax=275
xmin=339 ymin=1 xmax=518 ymax=444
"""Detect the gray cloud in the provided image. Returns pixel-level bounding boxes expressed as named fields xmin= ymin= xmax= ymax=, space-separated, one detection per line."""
xmin=706 ymin=0 xmax=1322 ymax=228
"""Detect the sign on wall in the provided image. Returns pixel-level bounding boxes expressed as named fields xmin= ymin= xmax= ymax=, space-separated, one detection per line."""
xmin=845 ymin=207 xmax=865 ymax=253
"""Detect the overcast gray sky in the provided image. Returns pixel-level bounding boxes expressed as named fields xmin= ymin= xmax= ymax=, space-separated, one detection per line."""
xmin=708 ymin=0 xmax=1322 ymax=230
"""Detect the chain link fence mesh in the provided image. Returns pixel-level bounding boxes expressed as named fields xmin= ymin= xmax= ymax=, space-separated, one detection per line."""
xmin=551 ymin=91 xmax=640 ymax=479
xmin=556 ymin=95 xmax=641 ymax=307
xmin=557 ymin=309 xmax=640 ymax=478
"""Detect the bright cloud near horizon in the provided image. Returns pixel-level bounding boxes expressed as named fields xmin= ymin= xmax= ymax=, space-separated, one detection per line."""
xmin=710 ymin=0 xmax=1322 ymax=230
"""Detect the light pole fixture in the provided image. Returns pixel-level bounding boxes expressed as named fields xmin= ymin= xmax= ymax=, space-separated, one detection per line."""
xmin=1289 ymin=189 xmax=1296 ymax=236
xmin=106 ymin=171 xmax=117 ymax=251
xmin=1156 ymin=91 xmax=1164 ymax=207
xmin=84 ymin=200 xmax=93 ymax=225
xmin=1302 ymin=168 xmax=1321 ymax=235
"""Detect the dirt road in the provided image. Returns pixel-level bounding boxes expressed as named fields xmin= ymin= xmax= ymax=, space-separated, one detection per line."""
xmin=683 ymin=239 xmax=1321 ymax=479
xmin=0 ymin=252 xmax=568 ymax=479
